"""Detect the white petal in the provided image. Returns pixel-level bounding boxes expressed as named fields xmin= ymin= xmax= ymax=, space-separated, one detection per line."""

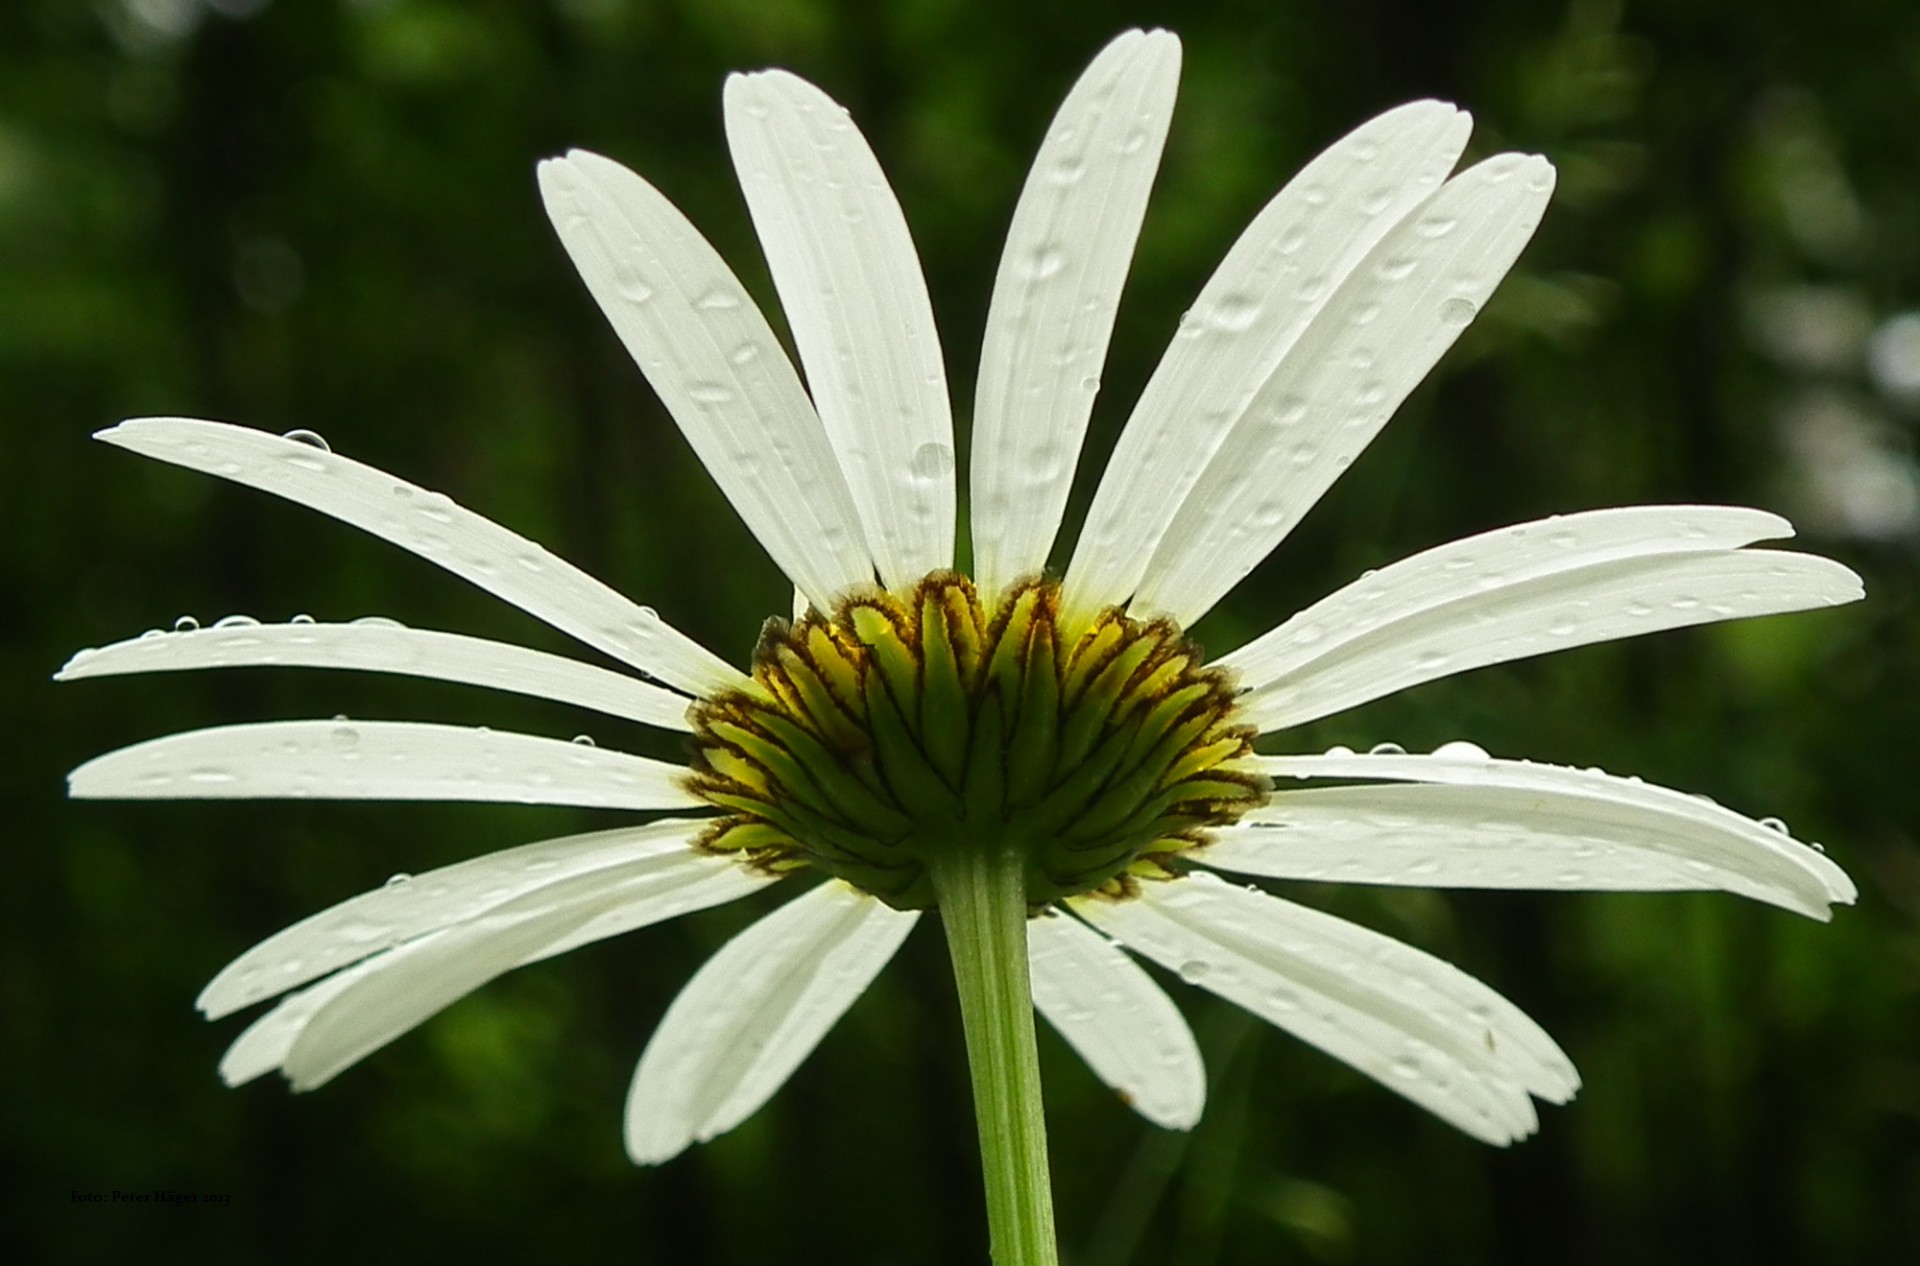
xmin=1134 ymin=152 xmax=1557 ymax=623
xmin=199 ymin=818 xmax=764 ymax=1018
xmin=625 ymin=880 xmax=918 ymax=1164
xmin=67 ymin=720 xmax=702 ymax=811
xmin=1231 ymin=545 xmax=1863 ymax=735
xmin=1028 ymin=906 xmax=1204 ymax=1130
xmin=537 ymin=152 xmax=872 ymax=609
xmin=725 ymin=71 xmax=954 ymax=587
xmin=1220 ymin=505 xmax=1788 ymax=690
xmin=970 ymin=29 xmax=1181 ymax=599
xmin=1247 ymin=747 xmax=1856 ymax=918
xmin=221 ymin=851 xmax=762 ymax=1090
xmin=97 ymin=418 xmax=744 ymax=697
xmin=59 ymin=620 xmax=694 ymax=731
xmin=1063 ymin=101 xmax=1473 ymax=623
xmin=1076 ymin=872 xmax=1577 ymax=1146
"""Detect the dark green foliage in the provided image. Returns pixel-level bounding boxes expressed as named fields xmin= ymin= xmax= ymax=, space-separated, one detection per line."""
xmin=7 ymin=0 xmax=1917 ymax=1261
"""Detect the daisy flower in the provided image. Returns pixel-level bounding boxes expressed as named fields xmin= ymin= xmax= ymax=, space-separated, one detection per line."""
xmin=64 ymin=28 xmax=1859 ymax=1263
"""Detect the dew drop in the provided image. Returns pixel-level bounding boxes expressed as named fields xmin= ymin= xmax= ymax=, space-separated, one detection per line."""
xmin=695 ymin=289 xmax=741 ymax=311
xmin=1022 ymin=246 xmax=1066 ymax=281
xmin=173 ymin=615 xmax=200 ymax=632
xmin=139 ymin=628 xmax=165 ymax=640
xmin=290 ymin=612 xmax=316 ymax=625
xmin=1414 ymin=650 xmax=1452 ymax=671
xmin=1415 ymin=214 xmax=1459 ymax=239
xmin=688 ymin=382 xmax=736 ymax=406
xmin=213 ymin=614 xmax=260 ymax=629
xmin=384 ymin=873 xmax=412 ymax=889
xmin=1439 ymin=297 xmax=1478 ymax=327
xmin=1177 ymin=959 xmax=1212 ymax=983
xmin=1547 ymin=616 xmax=1578 ymax=637
xmin=1368 ymin=741 xmax=1407 ymax=756
xmin=1432 ymin=740 xmax=1491 ymax=762
xmin=1376 ymin=254 xmax=1418 ymax=282
xmin=614 ymin=264 xmax=654 ymax=304
xmin=1759 ymin=816 xmax=1790 ymax=834
xmin=571 ymin=734 xmax=598 ymax=747
xmin=1047 ymin=156 xmax=1086 ymax=186
xmin=729 ymin=342 xmax=761 ymax=366
xmin=1209 ymin=294 xmax=1261 ymax=332
xmin=910 ymin=442 xmax=955 ymax=480
xmin=281 ymin=429 xmax=331 ymax=452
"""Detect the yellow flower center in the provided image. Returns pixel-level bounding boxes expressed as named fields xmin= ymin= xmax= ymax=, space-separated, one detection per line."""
xmin=684 ymin=573 xmax=1269 ymax=910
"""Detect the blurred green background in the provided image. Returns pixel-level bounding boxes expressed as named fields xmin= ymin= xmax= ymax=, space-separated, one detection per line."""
xmin=7 ymin=0 xmax=1917 ymax=1261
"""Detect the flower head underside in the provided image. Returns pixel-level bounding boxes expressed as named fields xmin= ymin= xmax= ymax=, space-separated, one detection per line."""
xmin=63 ymin=28 xmax=1862 ymax=1168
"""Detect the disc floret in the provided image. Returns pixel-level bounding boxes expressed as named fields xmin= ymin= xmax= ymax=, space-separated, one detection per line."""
xmin=685 ymin=573 xmax=1269 ymax=909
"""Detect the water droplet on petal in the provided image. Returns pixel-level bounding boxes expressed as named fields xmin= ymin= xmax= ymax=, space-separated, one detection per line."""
xmin=1209 ymin=294 xmax=1261 ymax=332
xmin=213 ymin=614 xmax=259 ymax=629
xmin=1021 ymin=246 xmax=1066 ymax=281
xmin=1439 ymin=297 xmax=1478 ymax=327
xmin=910 ymin=442 xmax=954 ymax=480
xmin=1376 ymin=254 xmax=1418 ymax=282
xmin=614 ymin=264 xmax=654 ymax=304
xmin=571 ymin=734 xmax=597 ymax=747
xmin=1177 ymin=959 xmax=1212 ymax=983
xmin=1759 ymin=816 xmax=1790 ymax=834
xmin=1432 ymin=740 xmax=1491 ymax=762
xmin=384 ymin=873 xmax=412 ymax=889
xmin=282 ymin=429 xmax=331 ymax=452
xmin=290 ymin=613 xmax=316 ymax=625
xmin=173 ymin=615 xmax=200 ymax=632
xmin=1368 ymin=741 xmax=1407 ymax=756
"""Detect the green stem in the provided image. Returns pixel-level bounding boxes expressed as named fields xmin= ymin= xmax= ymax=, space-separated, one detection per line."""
xmin=929 ymin=845 xmax=1060 ymax=1266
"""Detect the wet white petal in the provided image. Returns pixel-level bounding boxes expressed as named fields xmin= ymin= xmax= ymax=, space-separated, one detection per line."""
xmin=1222 ymin=506 xmax=1787 ymax=687
xmin=726 ymin=71 xmax=954 ymax=588
xmin=625 ymin=880 xmax=918 ymax=1165
xmin=222 ymin=852 xmax=762 ymax=1090
xmin=1076 ymin=872 xmax=1577 ymax=1146
xmin=970 ymin=29 xmax=1181 ymax=599
xmin=538 ymin=152 xmax=872 ymax=609
xmin=1234 ymin=545 xmax=1861 ymax=733
xmin=1134 ymin=152 xmax=1557 ymax=624
xmin=1249 ymin=748 xmax=1856 ymax=918
xmin=1028 ymin=906 xmax=1204 ymax=1130
xmin=97 ymin=418 xmax=743 ymax=697
xmin=1063 ymin=101 xmax=1473 ymax=623
xmin=199 ymin=818 xmax=764 ymax=1018
xmin=68 ymin=720 xmax=703 ymax=811
xmin=59 ymin=620 xmax=695 ymax=731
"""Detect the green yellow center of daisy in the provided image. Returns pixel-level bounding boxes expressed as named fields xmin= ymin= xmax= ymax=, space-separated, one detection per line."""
xmin=683 ymin=572 xmax=1270 ymax=910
